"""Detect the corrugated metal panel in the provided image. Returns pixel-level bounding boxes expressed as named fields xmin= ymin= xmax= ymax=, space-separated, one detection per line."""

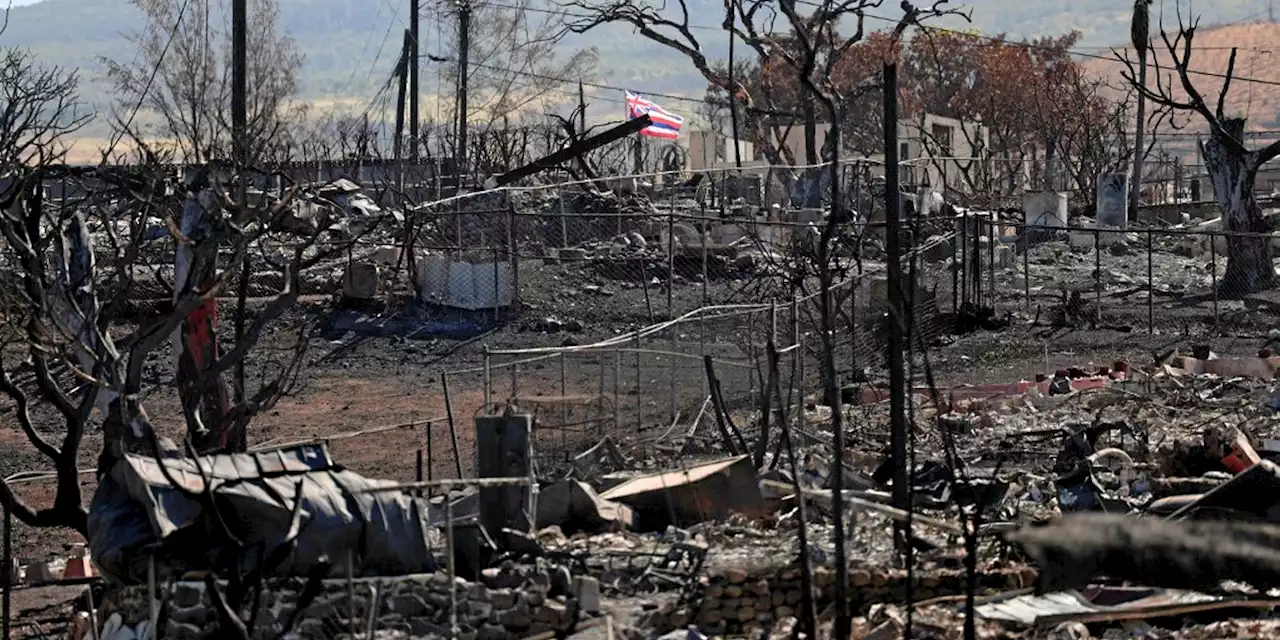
xmin=976 ymin=589 xmax=1220 ymax=625
xmin=600 ymin=455 xmax=749 ymax=500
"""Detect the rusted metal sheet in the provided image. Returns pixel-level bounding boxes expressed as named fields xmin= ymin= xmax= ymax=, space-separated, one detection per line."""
xmin=599 ymin=455 xmax=762 ymax=530
xmin=976 ymin=587 xmax=1222 ymax=626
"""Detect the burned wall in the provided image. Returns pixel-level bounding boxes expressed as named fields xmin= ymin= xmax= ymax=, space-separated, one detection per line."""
xmin=643 ymin=563 xmax=1037 ymax=637
xmin=99 ymin=572 xmax=578 ymax=640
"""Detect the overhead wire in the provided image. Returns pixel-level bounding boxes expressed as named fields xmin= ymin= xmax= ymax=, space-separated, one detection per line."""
xmin=101 ymin=0 xmax=196 ymax=160
xmin=481 ymin=0 xmax=1280 ymax=89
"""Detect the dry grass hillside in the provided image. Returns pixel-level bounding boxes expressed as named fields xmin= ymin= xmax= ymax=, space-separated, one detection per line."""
xmin=1085 ymin=22 xmax=1280 ymax=138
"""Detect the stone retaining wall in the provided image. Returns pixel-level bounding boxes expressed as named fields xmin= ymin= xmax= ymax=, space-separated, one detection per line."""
xmin=101 ymin=572 xmax=577 ymax=640
xmin=646 ymin=564 xmax=1037 ymax=636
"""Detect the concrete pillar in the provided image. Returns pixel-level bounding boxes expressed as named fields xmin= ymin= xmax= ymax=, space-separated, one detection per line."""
xmin=1096 ymin=173 xmax=1129 ymax=228
xmin=475 ymin=413 xmax=533 ymax=543
xmin=1023 ymin=191 xmax=1068 ymax=228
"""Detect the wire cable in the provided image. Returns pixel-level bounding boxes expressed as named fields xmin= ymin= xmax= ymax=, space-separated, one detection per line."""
xmin=101 ymin=0 xmax=196 ymax=161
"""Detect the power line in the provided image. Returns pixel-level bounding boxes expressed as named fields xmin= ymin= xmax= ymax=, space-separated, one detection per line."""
xmin=491 ymin=0 xmax=1280 ymax=89
xmin=332 ymin=0 xmax=401 ymax=100
xmin=852 ymin=6 xmax=1280 ymax=88
xmin=102 ymin=0 xmax=196 ymax=160
xmin=422 ymin=54 xmax=710 ymax=105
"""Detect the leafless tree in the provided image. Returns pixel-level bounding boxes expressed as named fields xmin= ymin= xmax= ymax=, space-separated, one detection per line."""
xmin=0 ymin=46 xmax=92 ymax=186
xmin=0 ymin=128 xmax=388 ymax=535
xmin=101 ymin=0 xmax=305 ymax=165
xmin=1118 ymin=11 xmax=1280 ymax=296
xmin=0 ymin=22 xmax=93 ymax=532
xmin=431 ymin=0 xmax=597 ymax=174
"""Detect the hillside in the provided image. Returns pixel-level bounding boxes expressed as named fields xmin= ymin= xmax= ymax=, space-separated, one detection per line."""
xmin=1090 ymin=21 xmax=1280 ymax=127
xmin=1083 ymin=22 xmax=1280 ymax=152
xmin=5 ymin=0 xmax=1273 ymax=100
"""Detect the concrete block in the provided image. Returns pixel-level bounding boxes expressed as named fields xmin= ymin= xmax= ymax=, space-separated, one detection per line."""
xmin=791 ymin=209 xmax=823 ymax=224
xmin=868 ymin=277 xmax=889 ymax=304
xmin=572 ymin=576 xmax=601 ymax=614
xmin=1069 ymin=228 xmax=1096 ymax=252
xmin=711 ymin=223 xmax=746 ymax=245
xmin=342 ymin=262 xmax=380 ymax=300
xmin=1023 ymin=191 xmax=1068 ymax=228
xmin=658 ymin=222 xmax=699 ymax=247
xmin=1097 ymin=226 xmax=1126 ymax=248
xmin=1096 ymin=173 xmax=1129 ymax=228
xmin=995 ymin=245 xmax=1016 ymax=269
xmin=370 ymin=245 xmax=401 ymax=265
xmin=556 ymin=247 xmax=587 ymax=261
xmin=25 ymin=561 xmax=55 ymax=584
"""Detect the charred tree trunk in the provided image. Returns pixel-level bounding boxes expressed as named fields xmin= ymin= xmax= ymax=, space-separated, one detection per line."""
xmin=1203 ymin=118 xmax=1276 ymax=297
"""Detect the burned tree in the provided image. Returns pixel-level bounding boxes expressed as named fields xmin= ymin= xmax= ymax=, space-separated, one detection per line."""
xmin=1118 ymin=14 xmax=1278 ymax=296
xmin=101 ymin=0 xmax=305 ymax=165
xmin=0 ymin=31 xmax=93 ymax=533
xmin=0 ymin=116 xmax=379 ymax=536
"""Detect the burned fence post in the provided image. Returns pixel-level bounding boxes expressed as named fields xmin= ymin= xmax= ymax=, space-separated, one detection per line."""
xmin=668 ymin=204 xmax=678 ymax=422
xmin=635 ymin=334 xmax=642 ymax=433
xmin=598 ymin=355 xmax=607 ymax=437
xmin=3 ymin=501 xmax=10 ymax=640
xmin=700 ymin=208 xmax=709 ymax=303
xmin=987 ymin=213 xmax=995 ymax=307
xmin=614 ymin=349 xmax=622 ymax=433
xmin=483 ymin=345 xmax=492 ymax=407
xmin=1023 ymin=221 xmax=1030 ymax=314
xmin=442 ymin=373 xmax=464 ymax=479
xmin=1148 ymin=228 xmax=1154 ymax=334
xmin=1094 ymin=226 xmax=1103 ymax=328
xmin=559 ymin=189 xmax=568 ymax=248
xmin=958 ymin=210 xmax=967 ymax=310
xmin=1211 ymin=232 xmax=1220 ymax=323
xmin=704 ymin=355 xmax=746 ymax=455
xmin=508 ymin=203 xmax=519 ymax=308
xmin=560 ymin=352 xmax=569 ymax=431
xmin=492 ymin=246 xmax=500 ymax=323
xmin=791 ymin=294 xmax=802 ymax=393
xmin=667 ymin=197 xmax=675 ymax=319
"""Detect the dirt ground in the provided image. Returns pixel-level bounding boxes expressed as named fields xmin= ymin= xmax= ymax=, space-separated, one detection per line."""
xmin=2 ymin=246 xmax=1275 ymax=630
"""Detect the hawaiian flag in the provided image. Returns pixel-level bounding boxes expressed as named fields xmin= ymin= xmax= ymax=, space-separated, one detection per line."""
xmin=626 ymin=91 xmax=684 ymax=140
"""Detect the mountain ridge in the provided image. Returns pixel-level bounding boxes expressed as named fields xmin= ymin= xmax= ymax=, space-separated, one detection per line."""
xmin=2 ymin=0 xmax=1276 ymax=146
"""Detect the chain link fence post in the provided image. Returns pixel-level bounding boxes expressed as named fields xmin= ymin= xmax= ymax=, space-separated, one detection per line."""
xmin=1152 ymin=226 xmax=1162 ymax=335
xmin=1211 ymin=232 xmax=1220 ymax=325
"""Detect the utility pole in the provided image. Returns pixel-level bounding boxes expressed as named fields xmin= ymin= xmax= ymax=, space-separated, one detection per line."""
xmin=409 ymin=0 xmax=420 ymax=161
xmin=1129 ymin=0 xmax=1151 ymax=221
xmin=230 ymin=0 xmax=248 ymax=412
xmin=232 ymin=0 xmax=246 ymax=169
xmin=578 ymin=81 xmax=587 ymax=135
xmin=882 ymin=60 xmax=909 ymax=547
xmin=727 ymin=24 xmax=742 ymax=169
xmin=395 ymin=30 xmax=411 ymax=190
xmin=456 ymin=0 xmax=472 ymax=183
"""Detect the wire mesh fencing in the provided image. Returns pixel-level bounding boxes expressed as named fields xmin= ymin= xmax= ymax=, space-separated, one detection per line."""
xmin=982 ymin=220 xmax=1280 ymax=346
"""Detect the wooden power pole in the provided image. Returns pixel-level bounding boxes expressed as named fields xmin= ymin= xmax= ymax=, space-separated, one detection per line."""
xmin=409 ymin=0 xmax=420 ymax=160
xmin=456 ymin=0 xmax=471 ymax=181
xmin=232 ymin=0 xmax=246 ymax=167
xmin=882 ymin=61 xmax=909 ymax=529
